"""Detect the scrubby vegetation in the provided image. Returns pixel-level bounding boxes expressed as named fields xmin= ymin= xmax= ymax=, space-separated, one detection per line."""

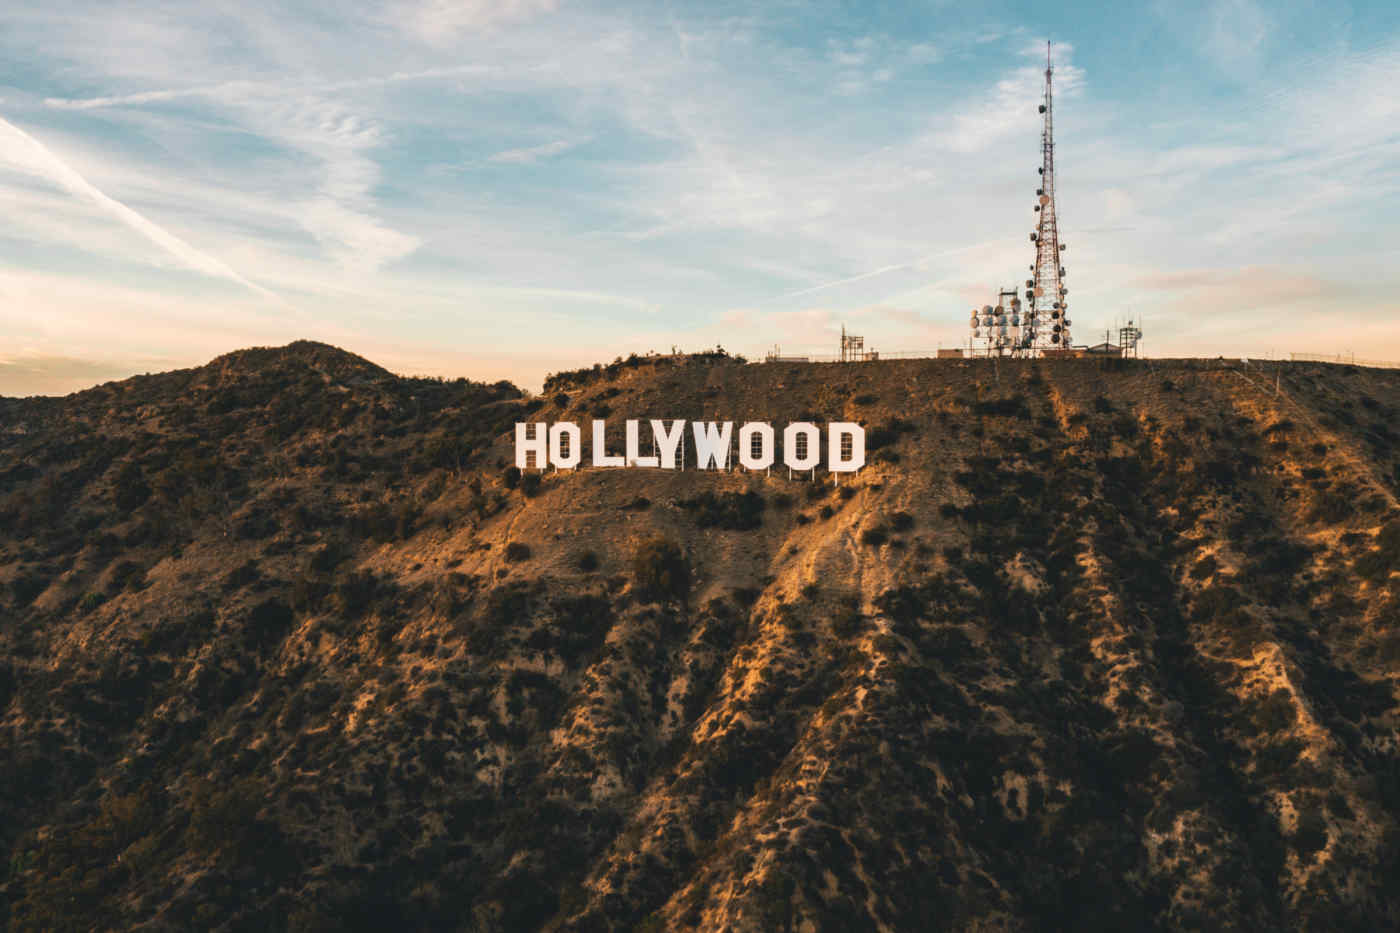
xmin=1 ymin=347 xmax=1398 ymax=931
xmin=675 ymin=489 xmax=766 ymax=530
xmin=630 ymin=537 xmax=690 ymax=602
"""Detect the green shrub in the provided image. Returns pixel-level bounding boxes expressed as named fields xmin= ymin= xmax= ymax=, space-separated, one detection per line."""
xmin=831 ymin=599 xmax=865 ymax=637
xmin=972 ymin=396 xmax=1030 ymax=418
xmin=246 ymin=598 xmax=295 ymax=648
xmin=1355 ymin=521 xmax=1400 ymax=581
xmin=676 ymin=490 xmax=765 ymax=530
xmin=107 ymin=560 xmax=147 ymax=593
xmin=1306 ymin=490 xmax=1354 ymax=524
xmin=1291 ymin=805 xmax=1328 ymax=860
xmin=223 ymin=559 xmax=261 ymax=590
xmin=631 ymin=537 xmax=689 ymax=602
xmin=1247 ymin=689 xmax=1297 ymax=733
xmin=186 ymin=775 xmax=273 ymax=855
xmin=1190 ymin=555 xmax=1218 ymax=580
xmin=112 ymin=461 xmax=151 ymax=511
xmin=860 ymin=526 xmax=888 ymax=547
xmin=10 ymin=571 xmax=50 ymax=605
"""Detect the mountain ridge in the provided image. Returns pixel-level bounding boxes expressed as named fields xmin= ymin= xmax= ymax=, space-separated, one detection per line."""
xmin=1 ymin=344 xmax=1398 ymax=931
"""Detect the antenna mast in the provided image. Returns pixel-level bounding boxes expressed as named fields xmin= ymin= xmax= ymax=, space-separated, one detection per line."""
xmin=1024 ymin=41 xmax=1071 ymax=353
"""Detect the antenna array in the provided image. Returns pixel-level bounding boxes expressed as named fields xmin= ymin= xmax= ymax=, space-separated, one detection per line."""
xmin=968 ymin=41 xmax=1073 ymax=356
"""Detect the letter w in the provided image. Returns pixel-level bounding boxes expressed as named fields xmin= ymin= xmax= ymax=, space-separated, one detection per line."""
xmin=691 ymin=421 xmax=732 ymax=470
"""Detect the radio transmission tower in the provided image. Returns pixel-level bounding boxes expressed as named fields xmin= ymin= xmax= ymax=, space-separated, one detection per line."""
xmin=1024 ymin=41 xmax=1071 ymax=352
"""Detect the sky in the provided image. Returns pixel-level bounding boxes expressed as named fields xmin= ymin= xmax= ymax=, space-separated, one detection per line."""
xmin=1 ymin=0 xmax=1398 ymax=395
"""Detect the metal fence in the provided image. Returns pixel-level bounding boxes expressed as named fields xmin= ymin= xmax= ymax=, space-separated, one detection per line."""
xmin=1289 ymin=353 xmax=1400 ymax=370
xmin=759 ymin=350 xmax=1400 ymax=368
xmin=762 ymin=350 xmax=951 ymax=363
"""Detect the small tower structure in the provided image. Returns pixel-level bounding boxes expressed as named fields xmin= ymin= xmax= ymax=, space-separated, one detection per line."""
xmin=1024 ymin=41 xmax=1071 ymax=352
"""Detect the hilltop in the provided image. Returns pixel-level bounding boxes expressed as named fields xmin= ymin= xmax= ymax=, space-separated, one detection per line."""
xmin=1 ymin=343 xmax=1399 ymax=931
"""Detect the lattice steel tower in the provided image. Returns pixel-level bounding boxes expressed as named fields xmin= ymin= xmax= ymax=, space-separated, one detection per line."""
xmin=1024 ymin=41 xmax=1071 ymax=351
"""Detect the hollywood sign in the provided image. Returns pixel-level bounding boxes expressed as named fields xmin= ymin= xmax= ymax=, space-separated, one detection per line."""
xmin=515 ymin=420 xmax=866 ymax=472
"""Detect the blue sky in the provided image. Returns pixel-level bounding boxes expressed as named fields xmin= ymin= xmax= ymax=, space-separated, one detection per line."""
xmin=1 ymin=0 xmax=1398 ymax=393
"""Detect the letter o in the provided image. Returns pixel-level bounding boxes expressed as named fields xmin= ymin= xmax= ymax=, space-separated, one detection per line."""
xmin=739 ymin=422 xmax=774 ymax=470
xmin=783 ymin=422 xmax=820 ymax=470
xmin=549 ymin=422 xmax=581 ymax=469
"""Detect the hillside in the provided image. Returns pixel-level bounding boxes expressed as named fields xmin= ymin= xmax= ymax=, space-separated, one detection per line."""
xmin=1 ymin=341 xmax=1399 ymax=931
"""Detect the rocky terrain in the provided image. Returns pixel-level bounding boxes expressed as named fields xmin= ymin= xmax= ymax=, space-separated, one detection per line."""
xmin=1 ymin=341 xmax=1398 ymax=931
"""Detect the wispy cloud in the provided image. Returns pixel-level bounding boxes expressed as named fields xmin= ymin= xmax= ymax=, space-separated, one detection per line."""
xmin=397 ymin=0 xmax=561 ymax=44
xmin=488 ymin=136 xmax=589 ymax=164
xmin=42 ymin=64 xmax=499 ymax=111
xmin=939 ymin=41 xmax=1084 ymax=153
xmin=0 ymin=4 xmax=1396 ymax=395
xmin=767 ymin=240 xmax=1015 ymax=303
xmin=0 ymin=113 xmax=281 ymax=302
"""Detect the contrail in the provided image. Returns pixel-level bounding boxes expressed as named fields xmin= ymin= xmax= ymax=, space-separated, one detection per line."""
xmin=0 ymin=114 xmax=283 ymax=303
xmin=768 ymin=238 xmax=1017 ymax=303
xmin=775 ymin=264 xmax=909 ymax=301
xmin=44 ymin=64 xmax=497 ymax=111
